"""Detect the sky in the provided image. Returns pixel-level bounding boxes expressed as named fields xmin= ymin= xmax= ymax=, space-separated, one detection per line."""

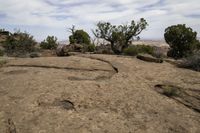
xmin=0 ymin=0 xmax=200 ymax=41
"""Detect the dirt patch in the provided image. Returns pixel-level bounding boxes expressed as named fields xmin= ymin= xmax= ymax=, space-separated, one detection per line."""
xmin=68 ymin=76 xmax=98 ymax=81
xmin=155 ymin=84 xmax=200 ymax=113
xmin=68 ymin=72 xmax=114 ymax=81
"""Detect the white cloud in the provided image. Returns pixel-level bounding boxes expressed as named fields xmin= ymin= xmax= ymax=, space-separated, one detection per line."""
xmin=0 ymin=0 xmax=199 ymax=41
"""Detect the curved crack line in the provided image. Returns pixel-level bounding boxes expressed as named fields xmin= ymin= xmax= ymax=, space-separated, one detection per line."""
xmin=6 ymin=65 xmax=112 ymax=72
xmin=5 ymin=55 xmax=119 ymax=81
xmin=155 ymin=84 xmax=200 ymax=113
xmin=66 ymin=55 xmax=119 ymax=81
xmin=88 ymin=57 xmax=118 ymax=73
xmin=74 ymin=55 xmax=119 ymax=73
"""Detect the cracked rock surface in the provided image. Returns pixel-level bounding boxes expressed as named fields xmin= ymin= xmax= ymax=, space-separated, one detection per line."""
xmin=0 ymin=54 xmax=200 ymax=133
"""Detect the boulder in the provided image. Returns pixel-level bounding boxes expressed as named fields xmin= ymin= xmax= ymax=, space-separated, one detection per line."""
xmin=56 ymin=44 xmax=85 ymax=56
xmin=56 ymin=46 xmax=69 ymax=56
xmin=137 ymin=54 xmax=163 ymax=63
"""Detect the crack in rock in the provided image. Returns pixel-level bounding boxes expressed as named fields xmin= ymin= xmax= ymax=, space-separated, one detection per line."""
xmin=7 ymin=118 xmax=17 ymax=133
xmin=155 ymin=84 xmax=200 ymax=113
xmin=53 ymin=100 xmax=75 ymax=110
xmin=6 ymin=65 xmax=111 ymax=72
xmin=5 ymin=55 xmax=119 ymax=81
xmin=75 ymin=55 xmax=118 ymax=73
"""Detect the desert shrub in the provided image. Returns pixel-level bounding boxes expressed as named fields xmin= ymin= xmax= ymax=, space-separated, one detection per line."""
xmin=93 ymin=18 xmax=148 ymax=54
xmin=164 ymin=24 xmax=200 ymax=59
xmin=0 ymin=59 xmax=7 ymax=67
xmin=80 ymin=44 xmax=95 ymax=53
xmin=86 ymin=44 xmax=96 ymax=52
xmin=180 ymin=51 xmax=200 ymax=71
xmin=123 ymin=46 xmax=139 ymax=56
xmin=0 ymin=49 xmax=4 ymax=56
xmin=123 ymin=45 xmax=154 ymax=56
xmin=163 ymin=85 xmax=179 ymax=97
xmin=138 ymin=45 xmax=154 ymax=54
xmin=40 ymin=36 xmax=58 ymax=49
xmin=3 ymin=31 xmax=37 ymax=56
xmin=69 ymin=26 xmax=91 ymax=45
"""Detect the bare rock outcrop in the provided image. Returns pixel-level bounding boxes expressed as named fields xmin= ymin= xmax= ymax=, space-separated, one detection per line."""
xmin=137 ymin=54 xmax=163 ymax=63
xmin=56 ymin=44 xmax=84 ymax=56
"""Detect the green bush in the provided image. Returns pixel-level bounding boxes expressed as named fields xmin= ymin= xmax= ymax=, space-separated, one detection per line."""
xmin=0 ymin=59 xmax=7 ymax=67
xmin=87 ymin=44 xmax=95 ymax=52
xmin=40 ymin=36 xmax=58 ymax=49
xmin=123 ymin=46 xmax=139 ymax=56
xmin=180 ymin=51 xmax=200 ymax=71
xmin=69 ymin=29 xmax=91 ymax=45
xmin=123 ymin=45 xmax=154 ymax=56
xmin=80 ymin=44 xmax=96 ymax=53
xmin=164 ymin=24 xmax=200 ymax=59
xmin=3 ymin=31 xmax=37 ymax=56
xmin=162 ymin=85 xmax=179 ymax=97
xmin=93 ymin=18 xmax=148 ymax=54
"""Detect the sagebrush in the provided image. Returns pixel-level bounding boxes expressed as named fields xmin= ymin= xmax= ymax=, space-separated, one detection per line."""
xmin=180 ymin=51 xmax=200 ymax=71
xmin=2 ymin=31 xmax=37 ymax=56
xmin=40 ymin=36 xmax=58 ymax=49
xmin=123 ymin=45 xmax=154 ymax=56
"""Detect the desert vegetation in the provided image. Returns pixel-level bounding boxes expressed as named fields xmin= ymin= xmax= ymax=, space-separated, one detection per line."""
xmin=0 ymin=49 xmax=4 ymax=56
xmin=1 ymin=21 xmax=200 ymax=72
xmin=69 ymin=25 xmax=91 ymax=45
xmin=164 ymin=24 xmax=200 ymax=59
xmin=163 ymin=24 xmax=200 ymax=71
xmin=123 ymin=45 xmax=154 ymax=56
xmin=40 ymin=36 xmax=58 ymax=50
xmin=0 ymin=58 xmax=7 ymax=67
xmin=68 ymin=26 xmax=95 ymax=52
xmin=1 ymin=30 xmax=37 ymax=57
xmin=93 ymin=18 xmax=148 ymax=54
xmin=180 ymin=51 xmax=200 ymax=71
